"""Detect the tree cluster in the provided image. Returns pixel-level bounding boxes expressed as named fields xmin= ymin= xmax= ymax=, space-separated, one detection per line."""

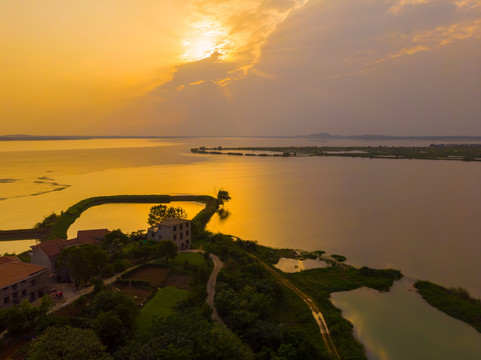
xmin=147 ymin=205 xmax=187 ymax=227
xmin=115 ymin=309 xmax=253 ymax=360
xmin=57 ymin=228 xmax=180 ymax=288
xmin=208 ymin=235 xmax=329 ymax=359
xmin=0 ymin=297 xmax=52 ymax=337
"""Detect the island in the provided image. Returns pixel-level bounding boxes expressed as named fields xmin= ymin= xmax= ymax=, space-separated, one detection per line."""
xmin=191 ymin=144 xmax=481 ymax=162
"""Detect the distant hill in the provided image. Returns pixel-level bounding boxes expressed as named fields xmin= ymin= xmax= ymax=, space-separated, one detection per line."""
xmin=307 ymin=133 xmax=481 ymax=141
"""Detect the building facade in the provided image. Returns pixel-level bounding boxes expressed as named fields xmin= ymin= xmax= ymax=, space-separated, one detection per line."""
xmin=0 ymin=256 xmax=50 ymax=308
xmin=147 ymin=218 xmax=191 ymax=250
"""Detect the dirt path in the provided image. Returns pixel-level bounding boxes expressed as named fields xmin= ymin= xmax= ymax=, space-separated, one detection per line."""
xmin=206 ymin=253 xmax=225 ymax=325
xmin=247 ymin=253 xmax=341 ymax=360
xmin=184 ymin=249 xmax=225 ymax=325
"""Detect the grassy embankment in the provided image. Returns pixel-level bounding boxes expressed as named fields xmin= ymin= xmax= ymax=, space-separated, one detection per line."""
xmin=414 ymin=280 xmax=481 ymax=333
xmin=191 ymin=145 xmax=481 ymax=161
xmin=49 ymin=194 xmax=217 ymax=239
xmin=0 ymin=194 xmax=217 ymax=241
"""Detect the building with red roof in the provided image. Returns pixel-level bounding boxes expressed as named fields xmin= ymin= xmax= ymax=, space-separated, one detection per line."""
xmin=30 ymin=229 xmax=108 ymax=282
xmin=0 ymin=256 xmax=50 ymax=308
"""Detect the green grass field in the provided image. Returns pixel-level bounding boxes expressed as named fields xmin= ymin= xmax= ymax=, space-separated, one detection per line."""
xmin=173 ymin=252 xmax=206 ymax=266
xmin=135 ymin=286 xmax=188 ymax=332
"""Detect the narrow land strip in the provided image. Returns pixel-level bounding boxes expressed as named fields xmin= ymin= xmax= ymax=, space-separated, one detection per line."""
xmin=247 ymin=253 xmax=341 ymax=359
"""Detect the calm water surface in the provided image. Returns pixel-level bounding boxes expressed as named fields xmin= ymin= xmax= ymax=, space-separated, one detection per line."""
xmin=1 ymin=138 xmax=480 ymax=359
xmin=67 ymin=202 xmax=205 ymax=239
xmin=331 ymin=278 xmax=481 ymax=360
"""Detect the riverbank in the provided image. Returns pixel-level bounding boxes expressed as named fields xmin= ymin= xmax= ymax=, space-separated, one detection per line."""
xmin=414 ymin=280 xmax=481 ymax=333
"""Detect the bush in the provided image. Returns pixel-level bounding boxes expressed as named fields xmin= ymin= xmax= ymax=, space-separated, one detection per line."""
xmin=100 ymin=264 xmax=115 ymax=278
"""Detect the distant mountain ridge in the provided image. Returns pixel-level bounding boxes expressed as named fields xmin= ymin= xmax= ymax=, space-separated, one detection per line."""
xmin=1 ymin=134 xmax=481 ymax=141
xmin=307 ymin=133 xmax=481 ymax=141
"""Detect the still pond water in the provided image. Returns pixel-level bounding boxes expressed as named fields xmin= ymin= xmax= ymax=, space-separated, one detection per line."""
xmin=1 ymin=137 xmax=481 ymax=359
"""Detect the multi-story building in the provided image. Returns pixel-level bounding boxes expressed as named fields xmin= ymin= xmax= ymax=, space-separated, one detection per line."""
xmin=147 ymin=218 xmax=191 ymax=250
xmin=0 ymin=256 xmax=50 ymax=308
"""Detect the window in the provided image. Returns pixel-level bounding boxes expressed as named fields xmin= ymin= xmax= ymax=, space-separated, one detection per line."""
xmin=174 ymin=235 xmax=177 ymax=240
xmin=13 ymin=291 xmax=18 ymax=299
xmin=180 ymin=233 xmax=183 ymax=239
xmin=186 ymin=230 xmax=189 ymax=236
xmin=31 ymin=279 xmax=36 ymax=286
xmin=180 ymin=224 xmax=183 ymax=230
xmin=30 ymin=292 xmax=35 ymax=300
xmin=173 ymin=226 xmax=177 ymax=231
xmin=22 ymin=289 xmax=27 ymax=297
xmin=38 ymin=290 xmax=44 ymax=297
xmin=4 ymin=296 xmax=9 ymax=304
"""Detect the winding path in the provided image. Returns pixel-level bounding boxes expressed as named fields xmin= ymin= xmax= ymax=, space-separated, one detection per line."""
xmin=206 ymin=253 xmax=225 ymax=325
xmin=247 ymin=253 xmax=341 ymax=360
xmin=184 ymin=249 xmax=225 ymax=325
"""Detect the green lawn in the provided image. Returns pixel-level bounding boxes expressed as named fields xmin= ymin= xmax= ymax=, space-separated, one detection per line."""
xmin=173 ymin=252 xmax=206 ymax=266
xmin=135 ymin=286 xmax=188 ymax=331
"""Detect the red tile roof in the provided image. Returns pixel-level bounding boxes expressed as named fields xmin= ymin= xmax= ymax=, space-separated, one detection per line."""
xmin=31 ymin=238 xmax=79 ymax=258
xmin=0 ymin=261 xmax=47 ymax=288
xmin=77 ymin=229 xmax=109 ymax=244
xmin=0 ymin=256 xmax=19 ymax=265
xmin=30 ymin=229 xmax=109 ymax=258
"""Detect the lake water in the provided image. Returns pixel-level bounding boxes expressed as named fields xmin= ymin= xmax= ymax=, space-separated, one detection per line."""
xmin=331 ymin=278 xmax=481 ymax=360
xmin=1 ymin=137 xmax=480 ymax=359
xmin=274 ymin=257 xmax=328 ymax=273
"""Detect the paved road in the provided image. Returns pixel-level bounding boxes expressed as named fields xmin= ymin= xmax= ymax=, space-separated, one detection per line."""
xmin=247 ymin=253 xmax=341 ymax=360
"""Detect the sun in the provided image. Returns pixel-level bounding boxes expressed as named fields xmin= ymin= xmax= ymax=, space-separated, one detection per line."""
xmin=182 ymin=35 xmax=217 ymax=62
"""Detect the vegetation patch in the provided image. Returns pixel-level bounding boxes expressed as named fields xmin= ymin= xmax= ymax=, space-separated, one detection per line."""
xmin=162 ymin=273 xmax=192 ymax=291
xmin=414 ymin=280 xmax=481 ymax=333
xmin=135 ymin=287 xmax=188 ymax=332
xmin=173 ymin=252 xmax=206 ymax=266
xmin=123 ymin=264 xmax=169 ymax=287
xmin=115 ymin=285 xmax=153 ymax=306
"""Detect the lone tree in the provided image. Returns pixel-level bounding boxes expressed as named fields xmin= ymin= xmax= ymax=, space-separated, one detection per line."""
xmin=147 ymin=205 xmax=187 ymax=226
xmin=58 ymin=244 xmax=108 ymax=288
xmin=158 ymin=240 xmax=178 ymax=263
xmin=217 ymin=190 xmax=231 ymax=205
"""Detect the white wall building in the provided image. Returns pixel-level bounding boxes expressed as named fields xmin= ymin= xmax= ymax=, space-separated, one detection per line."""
xmin=147 ymin=218 xmax=191 ymax=250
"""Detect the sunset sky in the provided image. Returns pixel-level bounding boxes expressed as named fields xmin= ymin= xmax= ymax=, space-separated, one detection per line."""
xmin=1 ymin=0 xmax=480 ymax=136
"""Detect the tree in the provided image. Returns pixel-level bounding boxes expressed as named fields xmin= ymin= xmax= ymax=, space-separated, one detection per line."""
xmin=26 ymin=325 xmax=112 ymax=360
xmin=331 ymin=254 xmax=347 ymax=263
xmin=157 ymin=240 xmax=178 ymax=263
xmin=217 ymin=190 xmax=231 ymax=205
xmin=101 ymin=229 xmax=129 ymax=259
xmin=58 ymin=244 xmax=108 ymax=288
xmin=88 ymin=291 xmax=139 ymax=329
xmin=147 ymin=205 xmax=187 ymax=226
xmin=91 ymin=310 xmax=126 ymax=351
xmin=0 ymin=297 xmax=51 ymax=336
